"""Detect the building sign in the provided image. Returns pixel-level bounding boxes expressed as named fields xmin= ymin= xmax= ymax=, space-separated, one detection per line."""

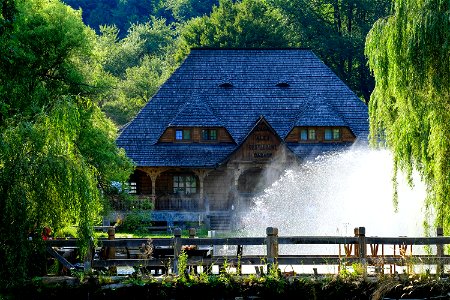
xmin=233 ymin=121 xmax=281 ymax=162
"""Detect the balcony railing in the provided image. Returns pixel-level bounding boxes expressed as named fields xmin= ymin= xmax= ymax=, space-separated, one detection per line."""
xmin=155 ymin=197 xmax=200 ymax=211
xmin=110 ymin=197 xmax=153 ymax=211
xmin=110 ymin=195 xmax=205 ymax=211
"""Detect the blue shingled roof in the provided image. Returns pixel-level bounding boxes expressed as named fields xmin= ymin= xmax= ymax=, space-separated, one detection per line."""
xmin=123 ymin=143 xmax=237 ymax=167
xmin=117 ymin=49 xmax=369 ymax=167
xmin=295 ymin=101 xmax=348 ymax=127
xmin=287 ymin=142 xmax=354 ymax=161
xmin=168 ymin=97 xmax=224 ymax=127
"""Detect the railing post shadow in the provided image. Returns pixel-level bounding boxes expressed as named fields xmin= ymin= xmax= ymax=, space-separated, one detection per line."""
xmin=355 ymin=227 xmax=367 ymax=276
xmin=266 ymin=227 xmax=279 ymax=273
xmin=84 ymin=237 xmax=94 ymax=273
xmin=436 ymin=227 xmax=444 ymax=275
xmin=173 ymin=228 xmax=182 ymax=275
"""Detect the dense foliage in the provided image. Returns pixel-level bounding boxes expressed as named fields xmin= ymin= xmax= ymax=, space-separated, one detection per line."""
xmin=176 ymin=0 xmax=293 ymax=59
xmin=366 ymin=0 xmax=450 ymax=231
xmin=62 ymin=0 xmax=222 ymax=35
xmin=4 ymin=272 xmax=450 ymax=300
xmin=0 ymin=0 xmax=133 ymax=286
xmin=271 ymin=0 xmax=391 ymax=102
xmin=95 ymin=18 xmax=178 ymax=125
xmin=63 ymin=0 xmax=391 ymax=106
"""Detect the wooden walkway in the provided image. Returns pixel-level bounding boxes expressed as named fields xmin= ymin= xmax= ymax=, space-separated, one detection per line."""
xmin=45 ymin=227 xmax=450 ymax=275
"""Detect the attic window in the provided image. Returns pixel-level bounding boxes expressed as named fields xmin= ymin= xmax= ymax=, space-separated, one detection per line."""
xmin=219 ymin=82 xmax=233 ymax=88
xmin=276 ymin=82 xmax=290 ymax=87
xmin=175 ymin=129 xmax=191 ymax=141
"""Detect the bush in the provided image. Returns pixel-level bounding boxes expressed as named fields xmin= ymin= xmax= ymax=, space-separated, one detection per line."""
xmin=118 ymin=211 xmax=152 ymax=233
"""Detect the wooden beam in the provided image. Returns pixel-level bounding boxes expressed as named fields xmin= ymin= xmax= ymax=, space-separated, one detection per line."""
xmin=46 ymin=247 xmax=75 ymax=270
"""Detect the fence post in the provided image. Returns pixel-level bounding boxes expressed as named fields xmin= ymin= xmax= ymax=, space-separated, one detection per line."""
xmin=173 ymin=228 xmax=182 ymax=275
xmin=355 ymin=227 xmax=367 ymax=276
xmin=189 ymin=228 xmax=196 ymax=238
xmin=107 ymin=227 xmax=116 ymax=274
xmin=107 ymin=227 xmax=116 ymax=259
xmin=266 ymin=227 xmax=279 ymax=273
xmin=436 ymin=227 xmax=444 ymax=275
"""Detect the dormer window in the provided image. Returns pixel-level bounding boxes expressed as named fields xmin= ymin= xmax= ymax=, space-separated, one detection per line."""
xmin=324 ymin=128 xmax=341 ymax=141
xmin=276 ymin=82 xmax=290 ymax=87
xmin=175 ymin=129 xmax=191 ymax=141
xmin=219 ymin=82 xmax=233 ymax=88
xmin=202 ymin=129 xmax=217 ymax=141
xmin=300 ymin=128 xmax=316 ymax=141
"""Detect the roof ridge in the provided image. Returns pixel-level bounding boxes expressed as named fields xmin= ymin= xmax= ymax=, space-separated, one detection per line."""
xmin=168 ymin=100 xmax=190 ymax=127
xmin=295 ymin=97 xmax=349 ymax=127
xmin=199 ymin=97 xmax=224 ymax=127
xmin=318 ymin=98 xmax=349 ymax=127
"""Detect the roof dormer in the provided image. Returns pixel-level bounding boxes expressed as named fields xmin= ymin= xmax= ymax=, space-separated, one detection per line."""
xmin=276 ymin=82 xmax=290 ymax=87
xmin=219 ymin=82 xmax=233 ymax=88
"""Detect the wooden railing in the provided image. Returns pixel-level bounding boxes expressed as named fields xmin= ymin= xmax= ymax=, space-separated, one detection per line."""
xmin=155 ymin=198 xmax=199 ymax=210
xmin=110 ymin=197 xmax=153 ymax=211
xmin=45 ymin=227 xmax=450 ymax=275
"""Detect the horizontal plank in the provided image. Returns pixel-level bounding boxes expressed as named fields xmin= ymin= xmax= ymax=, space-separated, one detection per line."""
xmin=93 ymin=259 xmax=170 ymax=268
xmin=99 ymin=238 xmax=172 ymax=247
xmin=180 ymin=237 xmax=266 ymax=246
xmin=44 ymin=236 xmax=450 ymax=249
xmin=366 ymin=237 xmax=450 ymax=245
xmin=278 ymin=236 xmax=358 ymax=245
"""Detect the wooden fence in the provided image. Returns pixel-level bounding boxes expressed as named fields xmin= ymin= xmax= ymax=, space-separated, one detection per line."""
xmin=45 ymin=227 xmax=450 ymax=276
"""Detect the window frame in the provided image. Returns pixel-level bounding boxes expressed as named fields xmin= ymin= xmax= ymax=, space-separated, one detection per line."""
xmin=299 ymin=127 xmax=317 ymax=142
xmin=201 ymin=128 xmax=218 ymax=141
xmin=324 ymin=127 xmax=341 ymax=141
xmin=173 ymin=175 xmax=197 ymax=195
xmin=174 ymin=128 xmax=192 ymax=141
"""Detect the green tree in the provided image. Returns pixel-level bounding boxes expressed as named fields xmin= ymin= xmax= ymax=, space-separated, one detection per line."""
xmin=366 ymin=0 xmax=450 ymax=230
xmin=95 ymin=17 xmax=178 ymax=125
xmin=64 ymin=0 xmax=167 ymax=37
xmin=0 ymin=0 xmax=133 ymax=286
xmin=165 ymin=0 xmax=220 ymax=22
xmin=177 ymin=0 xmax=294 ymax=59
xmin=271 ymin=0 xmax=391 ymax=102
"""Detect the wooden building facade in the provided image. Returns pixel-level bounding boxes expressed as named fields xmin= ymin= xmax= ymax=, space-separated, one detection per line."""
xmin=117 ymin=49 xmax=368 ymax=228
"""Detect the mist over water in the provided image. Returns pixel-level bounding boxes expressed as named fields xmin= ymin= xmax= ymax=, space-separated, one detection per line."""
xmin=238 ymin=145 xmax=427 ymax=239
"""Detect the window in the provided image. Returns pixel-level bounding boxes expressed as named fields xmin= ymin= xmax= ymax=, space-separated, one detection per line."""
xmin=325 ymin=128 xmax=341 ymax=141
xmin=202 ymin=129 xmax=217 ymax=141
xmin=175 ymin=129 xmax=191 ymax=141
xmin=300 ymin=128 xmax=316 ymax=141
xmin=173 ymin=175 xmax=197 ymax=195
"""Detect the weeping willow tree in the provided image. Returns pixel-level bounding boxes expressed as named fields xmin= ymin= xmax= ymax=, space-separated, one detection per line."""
xmin=0 ymin=0 xmax=133 ymax=286
xmin=365 ymin=0 xmax=450 ymax=231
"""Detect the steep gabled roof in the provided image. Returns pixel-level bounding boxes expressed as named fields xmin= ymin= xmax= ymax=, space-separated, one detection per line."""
xmin=168 ymin=97 xmax=223 ymax=127
xmin=295 ymin=100 xmax=348 ymax=127
xmin=117 ymin=49 xmax=368 ymax=167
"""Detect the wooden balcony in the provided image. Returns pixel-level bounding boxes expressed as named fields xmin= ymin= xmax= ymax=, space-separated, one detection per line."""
xmin=110 ymin=197 xmax=153 ymax=211
xmin=155 ymin=197 xmax=200 ymax=211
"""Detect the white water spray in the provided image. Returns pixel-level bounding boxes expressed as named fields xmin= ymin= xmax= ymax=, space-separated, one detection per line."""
xmin=239 ymin=146 xmax=427 ymax=239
